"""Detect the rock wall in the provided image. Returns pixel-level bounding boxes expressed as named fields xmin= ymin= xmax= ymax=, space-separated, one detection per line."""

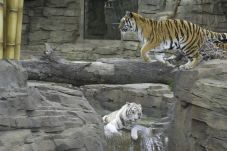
xmin=22 ymin=0 xmax=81 ymax=51
xmin=21 ymin=0 xmax=141 ymax=60
xmin=0 ymin=61 xmax=106 ymax=151
xmin=169 ymin=60 xmax=227 ymax=151
xmin=139 ymin=0 xmax=227 ymax=32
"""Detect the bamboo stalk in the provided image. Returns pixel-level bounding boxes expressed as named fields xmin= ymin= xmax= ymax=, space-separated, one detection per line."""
xmin=15 ymin=0 xmax=24 ymax=60
xmin=0 ymin=0 xmax=3 ymax=59
xmin=6 ymin=0 xmax=19 ymax=59
xmin=1 ymin=0 xmax=5 ymax=59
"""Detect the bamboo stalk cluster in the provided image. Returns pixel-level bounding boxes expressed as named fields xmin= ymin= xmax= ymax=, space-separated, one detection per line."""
xmin=0 ymin=0 xmax=24 ymax=60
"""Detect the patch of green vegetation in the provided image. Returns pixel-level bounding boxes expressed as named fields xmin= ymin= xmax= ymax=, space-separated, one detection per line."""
xmin=165 ymin=79 xmax=175 ymax=91
xmin=157 ymin=79 xmax=175 ymax=91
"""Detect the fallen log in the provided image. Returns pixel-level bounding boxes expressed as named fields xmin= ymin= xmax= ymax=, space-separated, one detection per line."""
xmin=20 ymin=44 xmax=175 ymax=86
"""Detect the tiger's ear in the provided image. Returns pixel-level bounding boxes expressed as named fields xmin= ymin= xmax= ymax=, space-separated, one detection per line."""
xmin=126 ymin=102 xmax=130 ymax=105
xmin=126 ymin=11 xmax=133 ymax=18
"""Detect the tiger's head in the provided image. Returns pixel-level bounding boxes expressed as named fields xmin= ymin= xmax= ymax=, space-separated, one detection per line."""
xmin=119 ymin=11 xmax=137 ymax=32
xmin=122 ymin=102 xmax=142 ymax=122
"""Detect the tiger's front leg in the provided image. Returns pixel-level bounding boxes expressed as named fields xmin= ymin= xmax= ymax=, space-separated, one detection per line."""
xmin=140 ymin=42 xmax=159 ymax=62
xmin=104 ymin=122 xmax=122 ymax=137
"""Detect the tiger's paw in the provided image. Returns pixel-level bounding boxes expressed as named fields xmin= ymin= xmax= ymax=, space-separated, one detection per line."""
xmin=144 ymin=59 xmax=152 ymax=63
xmin=142 ymin=57 xmax=152 ymax=63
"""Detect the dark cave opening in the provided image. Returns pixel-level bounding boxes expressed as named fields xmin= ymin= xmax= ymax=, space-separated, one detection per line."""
xmin=84 ymin=0 xmax=138 ymax=40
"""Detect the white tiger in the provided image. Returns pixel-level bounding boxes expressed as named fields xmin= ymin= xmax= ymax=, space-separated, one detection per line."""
xmin=103 ymin=102 xmax=142 ymax=137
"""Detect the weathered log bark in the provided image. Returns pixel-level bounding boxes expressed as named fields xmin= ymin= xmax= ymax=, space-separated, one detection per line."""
xmin=20 ymin=47 xmax=175 ymax=86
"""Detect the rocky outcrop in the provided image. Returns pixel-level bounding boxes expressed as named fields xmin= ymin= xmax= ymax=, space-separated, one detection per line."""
xmin=0 ymin=61 xmax=27 ymax=89
xmin=0 ymin=61 xmax=106 ymax=151
xmin=54 ymin=40 xmax=140 ymax=61
xmin=22 ymin=40 xmax=140 ymax=60
xmin=81 ymin=83 xmax=174 ymax=118
xmin=169 ymin=60 xmax=227 ymax=151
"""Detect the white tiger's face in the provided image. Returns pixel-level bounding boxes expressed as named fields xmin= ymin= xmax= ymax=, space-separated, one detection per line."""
xmin=119 ymin=11 xmax=137 ymax=32
xmin=124 ymin=102 xmax=142 ymax=122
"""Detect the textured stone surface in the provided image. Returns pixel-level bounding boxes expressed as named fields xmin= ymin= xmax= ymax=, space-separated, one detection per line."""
xmin=169 ymin=60 xmax=227 ymax=151
xmin=22 ymin=0 xmax=80 ymax=49
xmin=0 ymin=61 xmax=27 ymax=89
xmin=0 ymin=61 xmax=106 ymax=151
xmin=139 ymin=0 xmax=227 ymax=33
xmin=81 ymin=83 xmax=174 ymax=118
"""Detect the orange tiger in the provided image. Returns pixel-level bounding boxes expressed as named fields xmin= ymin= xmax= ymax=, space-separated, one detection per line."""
xmin=119 ymin=11 xmax=227 ymax=70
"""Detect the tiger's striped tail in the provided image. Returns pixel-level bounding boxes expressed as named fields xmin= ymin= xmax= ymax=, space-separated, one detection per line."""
xmin=213 ymin=32 xmax=227 ymax=51
xmin=211 ymin=32 xmax=227 ymax=42
xmin=203 ymin=28 xmax=227 ymax=41
xmin=202 ymin=30 xmax=227 ymax=59
xmin=217 ymin=33 xmax=227 ymax=42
